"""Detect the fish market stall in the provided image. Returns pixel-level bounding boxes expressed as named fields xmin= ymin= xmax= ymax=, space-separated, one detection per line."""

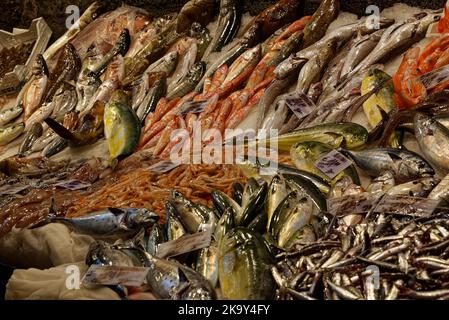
xmin=1 ymin=0 xmax=449 ymax=300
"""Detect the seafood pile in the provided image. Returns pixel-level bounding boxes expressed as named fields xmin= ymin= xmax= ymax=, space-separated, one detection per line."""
xmin=1 ymin=0 xmax=449 ymax=300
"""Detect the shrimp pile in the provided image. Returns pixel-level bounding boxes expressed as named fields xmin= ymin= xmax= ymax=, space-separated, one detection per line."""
xmin=66 ymin=164 xmax=246 ymax=220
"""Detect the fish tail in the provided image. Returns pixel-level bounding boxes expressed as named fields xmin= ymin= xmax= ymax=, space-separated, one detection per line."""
xmin=27 ymin=213 xmax=58 ymax=229
xmin=44 ymin=117 xmax=76 ymax=141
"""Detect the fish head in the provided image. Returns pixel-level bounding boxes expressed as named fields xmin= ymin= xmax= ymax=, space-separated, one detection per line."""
xmin=126 ymin=209 xmax=160 ymax=229
xmin=87 ymin=2 xmax=106 ymax=21
xmin=170 ymin=190 xmax=191 ymax=206
xmin=415 ymin=11 xmax=442 ymax=31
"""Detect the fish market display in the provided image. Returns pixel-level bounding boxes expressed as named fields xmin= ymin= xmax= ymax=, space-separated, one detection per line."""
xmin=2 ymin=0 xmax=449 ymax=301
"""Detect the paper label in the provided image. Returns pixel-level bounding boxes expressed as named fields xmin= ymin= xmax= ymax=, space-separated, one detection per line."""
xmin=82 ymin=265 xmax=150 ymax=287
xmin=0 ymin=184 xmax=29 ymax=195
xmin=54 ymin=179 xmax=92 ymax=191
xmin=315 ymin=150 xmax=353 ymax=179
xmin=278 ymin=93 xmax=315 ymax=120
xmin=156 ymin=228 xmax=212 ymax=259
xmin=327 ymin=193 xmax=381 ymax=216
xmin=375 ymin=195 xmax=439 ymax=217
xmin=148 ymin=160 xmax=182 ymax=173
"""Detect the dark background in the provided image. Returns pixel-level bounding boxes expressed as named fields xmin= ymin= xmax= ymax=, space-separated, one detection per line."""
xmin=0 ymin=0 xmax=444 ymax=39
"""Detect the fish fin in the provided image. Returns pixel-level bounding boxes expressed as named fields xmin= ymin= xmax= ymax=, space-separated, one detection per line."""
xmin=108 ymin=207 xmax=125 ymax=216
xmin=178 ymin=268 xmax=189 ymax=284
xmin=44 ymin=117 xmax=76 ymax=141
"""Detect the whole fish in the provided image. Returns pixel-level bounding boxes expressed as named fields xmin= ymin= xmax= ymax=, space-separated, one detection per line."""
xmin=18 ymin=123 xmax=43 ymax=157
xmin=167 ymin=37 xmax=198 ymax=91
xmin=343 ymin=147 xmax=435 ymax=182
xmin=167 ymin=62 xmax=205 ymax=100
xmin=42 ymin=138 xmax=69 ymax=158
xmin=221 ymin=45 xmax=261 ymax=88
xmin=145 ymin=51 xmax=179 ymax=76
xmin=340 ymin=29 xmax=384 ymax=78
xmin=264 ymin=122 xmax=368 ymax=151
xmin=276 ymin=17 xmax=394 ymax=79
xmin=0 ymin=123 xmax=24 ymax=146
xmin=0 ymin=105 xmax=23 ymax=127
xmin=269 ymin=191 xmax=316 ymax=249
xmin=176 ymin=0 xmax=216 ymax=33
xmin=25 ymin=102 xmax=54 ymax=131
xmin=124 ymin=20 xmax=179 ymax=83
xmin=86 ymin=28 xmax=131 ymax=77
xmin=296 ymin=40 xmax=337 ymax=93
xmin=415 ymin=112 xmax=449 ymax=171
xmin=75 ymin=50 xmax=102 ymax=113
xmin=218 ymin=227 xmax=275 ymax=300
xmin=301 ymin=0 xmax=340 ymax=48
xmin=291 ymin=141 xmax=361 ymax=185
xmin=144 ymin=252 xmax=216 ymax=300
xmin=260 ymin=94 xmax=290 ymax=131
xmin=165 ymin=201 xmax=187 ymax=241
xmin=104 ymin=91 xmax=141 ymax=167
xmin=146 ymin=224 xmax=167 ymax=257
xmin=136 ymin=74 xmax=167 ymax=122
xmin=189 ymin=22 xmax=212 ymax=60
xmin=428 ymin=174 xmax=449 ymax=205
xmin=51 ymin=84 xmax=78 ymax=122
xmin=44 ymin=44 xmax=81 ymax=103
xmin=170 ymin=190 xmax=212 ymax=233
xmin=267 ymin=175 xmax=288 ymax=232
xmin=45 ymin=99 xmax=104 ymax=147
xmin=257 ymin=76 xmax=294 ymax=131
xmin=22 ymin=54 xmax=49 ymax=122
xmin=204 ymin=0 xmax=241 ymax=57
xmin=43 ymin=2 xmax=105 ymax=61
xmin=385 ymin=177 xmax=439 ymax=198
xmin=30 ymin=128 xmax=57 ymax=153
xmin=196 ymin=241 xmax=219 ymax=287
xmin=340 ymin=12 xmax=442 ymax=85
xmin=283 ymin=173 xmax=328 ymax=211
xmin=30 ymin=207 xmax=159 ymax=239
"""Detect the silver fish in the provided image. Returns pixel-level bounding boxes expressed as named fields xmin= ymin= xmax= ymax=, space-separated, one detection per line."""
xmin=343 ymin=148 xmax=435 ymax=183
xmin=0 ymin=123 xmax=24 ymax=146
xmin=340 ymin=29 xmax=384 ymax=78
xmin=428 ymin=174 xmax=449 ymax=205
xmin=18 ymin=122 xmax=43 ymax=157
xmin=267 ymin=175 xmax=288 ymax=232
xmin=30 ymin=208 xmax=159 ymax=239
xmin=0 ymin=105 xmax=23 ymax=127
xmin=275 ymin=17 xmax=394 ymax=79
xmin=415 ymin=112 xmax=449 ymax=171
xmin=385 ymin=177 xmax=439 ymax=197
xmin=340 ymin=12 xmax=441 ymax=85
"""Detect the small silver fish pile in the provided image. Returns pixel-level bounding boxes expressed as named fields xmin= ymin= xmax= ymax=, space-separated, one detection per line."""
xmin=273 ymin=210 xmax=449 ymax=300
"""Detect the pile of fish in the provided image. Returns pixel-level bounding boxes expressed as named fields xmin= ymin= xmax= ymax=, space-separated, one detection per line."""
xmin=1 ymin=0 xmax=449 ymax=301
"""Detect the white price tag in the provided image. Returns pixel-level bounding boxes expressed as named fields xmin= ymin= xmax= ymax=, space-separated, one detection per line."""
xmin=82 ymin=265 xmax=150 ymax=287
xmin=278 ymin=93 xmax=315 ymax=120
xmin=374 ymin=195 xmax=439 ymax=217
xmin=327 ymin=193 xmax=381 ymax=216
xmin=156 ymin=228 xmax=212 ymax=259
xmin=315 ymin=150 xmax=353 ymax=179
